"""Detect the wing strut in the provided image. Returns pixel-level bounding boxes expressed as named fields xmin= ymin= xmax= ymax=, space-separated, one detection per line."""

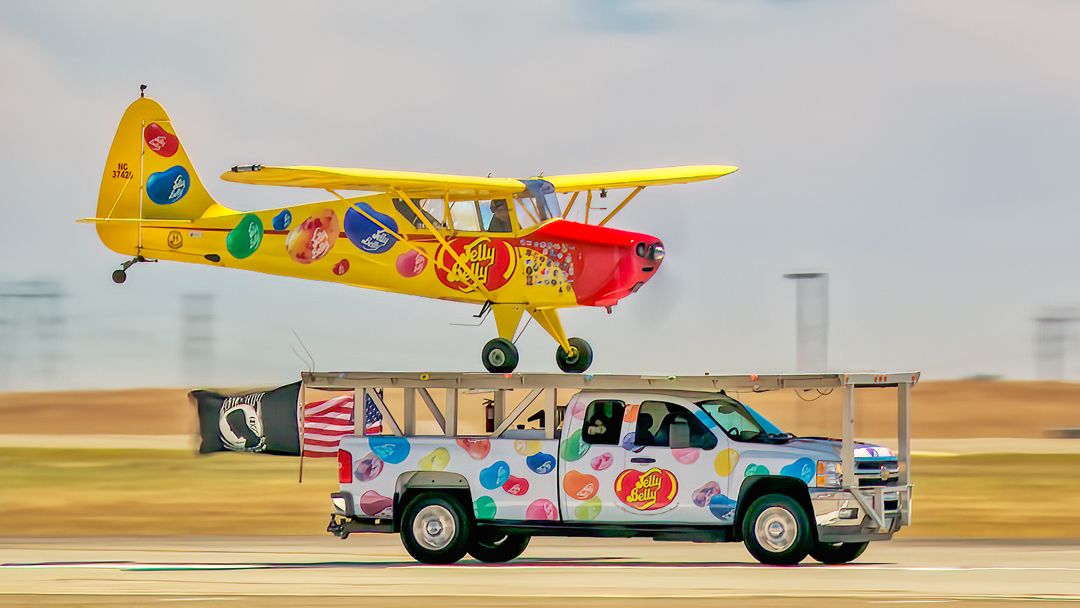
xmin=597 ymin=186 xmax=644 ymax=227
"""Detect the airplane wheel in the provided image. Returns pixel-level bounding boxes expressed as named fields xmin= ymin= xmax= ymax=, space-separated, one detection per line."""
xmin=555 ymin=337 xmax=593 ymax=373
xmin=482 ymin=338 xmax=519 ymax=373
xmin=111 ymin=269 xmax=127 ymax=284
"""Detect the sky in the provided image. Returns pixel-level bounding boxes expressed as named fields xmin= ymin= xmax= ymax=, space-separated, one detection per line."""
xmin=1 ymin=0 xmax=1079 ymax=389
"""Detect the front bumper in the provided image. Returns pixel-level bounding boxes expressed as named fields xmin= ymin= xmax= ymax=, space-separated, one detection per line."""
xmin=810 ymin=484 xmax=911 ymax=543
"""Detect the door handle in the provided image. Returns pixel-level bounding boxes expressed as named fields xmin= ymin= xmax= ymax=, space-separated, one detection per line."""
xmin=630 ymin=457 xmax=656 ymax=464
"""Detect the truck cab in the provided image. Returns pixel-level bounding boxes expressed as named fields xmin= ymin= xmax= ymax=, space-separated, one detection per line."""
xmin=318 ymin=372 xmax=915 ymax=566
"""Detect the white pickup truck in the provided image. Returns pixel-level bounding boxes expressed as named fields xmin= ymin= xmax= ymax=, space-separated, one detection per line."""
xmin=314 ymin=371 xmax=916 ymax=566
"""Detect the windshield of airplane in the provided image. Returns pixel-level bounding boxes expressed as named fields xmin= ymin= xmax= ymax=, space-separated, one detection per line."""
xmin=514 ymin=179 xmax=561 ymax=230
xmin=697 ymin=395 xmax=789 ymax=443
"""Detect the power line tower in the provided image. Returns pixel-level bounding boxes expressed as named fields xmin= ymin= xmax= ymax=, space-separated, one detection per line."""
xmin=0 ymin=280 xmax=64 ymax=390
xmin=783 ymin=272 xmax=829 ymax=372
xmin=181 ymin=293 xmax=215 ymax=388
xmin=1035 ymin=309 xmax=1079 ymax=380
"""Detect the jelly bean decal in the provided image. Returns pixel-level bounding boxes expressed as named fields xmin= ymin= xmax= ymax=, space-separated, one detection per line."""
xmin=456 ymin=438 xmax=491 ymax=460
xmin=272 ymin=209 xmax=292 ymax=231
xmin=708 ymin=493 xmax=737 ymax=521
xmin=502 ymin=475 xmax=530 ymax=496
xmin=623 ymin=404 xmax=639 ymax=423
xmin=526 ymin=451 xmax=556 ymax=475
xmin=574 ymin=496 xmax=602 ymax=521
xmin=560 ymin=429 xmax=590 ymax=462
xmin=514 ymin=440 xmax=542 ymax=456
xmin=525 ymin=498 xmax=558 ymax=521
xmin=332 ymin=259 xmax=350 ymax=276
xmin=395 ymin=249 xmax=427 ymax=278
xmin=354 ymin=453 xmax=383 ymax=482
xmin=614 ymin=467 xmax=678 ymax=511
xmin=590 ymin=452 xmax=613 ymax=471
xmin=418 ymin=447 xmax=450 ymax=471
xmin=344 ymin=202 xmax=398 ymax=254
xmin=744 ymin=463 xmax=770 ymax=477
xmin=692 ymin=481 xmax=722 ymax=508
xmin=562 ymin=470 xmax=599 ymax=501
xmin=474 ymin=495 xmax=497 ymax=519
xmin=368 ymin=436 xmax=410 ymax=465
xmin=143 ymin=123 xmax=179 ymax=157
xmin=225 ymin=214 xmax=263 ymax=259
xmin=714 ymin=448 xmax=739 ymax=476
xmin=672 ymin=447 xmax=700 ymax=465
xmin=620 ymin=432 xmax=643 ymax=453
xmin=285 ymin=208 xmax=339 ymax=264
xmin=781 ymin=457 xmax=815 ymax=483
xmin=569 ymin=400 xmax=587 ymax=419
xmin=359 ymin=490 xmax=393 ymax=516
xmin=479 ymin=460 xmax=510 ymax=490
xmin=146 ymin=165 xmax=189 ymax=205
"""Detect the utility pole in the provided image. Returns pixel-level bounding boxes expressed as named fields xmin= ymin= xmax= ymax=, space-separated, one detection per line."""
xmin=783 ymin=272 xmax=829 ymax=372
xmin=0 ymin=280 xmax=64 ymax=390
xmin=1035 ymin=310 xmax=1079 ymax=380
xmin=181 ymin=293 xmax=215 ymax=388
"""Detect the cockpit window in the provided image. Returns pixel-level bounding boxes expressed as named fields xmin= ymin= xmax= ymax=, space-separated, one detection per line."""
xmin=515 ymin=179 xmax=561 ymax=230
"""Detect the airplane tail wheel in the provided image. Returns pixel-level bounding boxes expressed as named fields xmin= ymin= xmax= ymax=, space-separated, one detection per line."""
xmin=482 ymin=338 xmax=519 ymax=373
xmin=556 ymin=337 xmax=593 ymax=373
xmin=111 ymin=270 xmax=127 ymax=284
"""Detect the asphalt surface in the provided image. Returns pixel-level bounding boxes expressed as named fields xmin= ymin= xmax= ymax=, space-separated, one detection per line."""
xmin=1 ymin=536 xmax=1077 ymax=606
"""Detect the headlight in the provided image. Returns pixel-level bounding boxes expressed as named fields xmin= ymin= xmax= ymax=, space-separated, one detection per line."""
xmin=816 ymin=460 xmax=842 ymax=488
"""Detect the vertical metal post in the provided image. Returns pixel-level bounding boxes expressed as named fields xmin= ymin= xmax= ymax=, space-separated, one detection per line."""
xmin=445 ymin=388 xmax=458 ymax=436
xmin=493 ymin=390 xmax=506 ymax=428
xmin=841 ymin=384 xmax=855 ymax=489
xmin=403 ymin=388 xmax=416 ymax=436
xmin=544 ymin=388 xmax=557 ymax=440
xmin=897 ymin=382 xmax=911 ymax=486
xmin=353 ymin=389 xmax=364 ymax=436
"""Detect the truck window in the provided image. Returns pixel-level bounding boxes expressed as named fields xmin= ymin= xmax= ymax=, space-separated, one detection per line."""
xmin=635 ymin=401 xmax=717 ymax=450
xmin=582 ymin=400 xmax=624 ymax=445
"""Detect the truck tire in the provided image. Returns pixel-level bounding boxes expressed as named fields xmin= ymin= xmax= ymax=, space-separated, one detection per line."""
xmin=741 ymin=493 xmax=813 ymax=565
xmin=399 ymin=492 xmax=472 ymax=564
xmin=810 ymin=541 xmax=868 ymax=564
xmin=468 ymin=530 xmax=530 ymax=563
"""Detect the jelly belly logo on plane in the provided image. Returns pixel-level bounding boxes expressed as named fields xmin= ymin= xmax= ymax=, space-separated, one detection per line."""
xmin=143 ymin=123 xmax=179 ymax=157
xmin=614 ymin=467 xmax=678 ymax=511
xmin=435 ymin=237 xmax=517 ymax=293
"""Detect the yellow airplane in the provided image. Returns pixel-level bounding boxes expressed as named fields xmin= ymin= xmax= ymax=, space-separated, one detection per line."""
xmin=83 ymin=91 xmax=737 ymax=373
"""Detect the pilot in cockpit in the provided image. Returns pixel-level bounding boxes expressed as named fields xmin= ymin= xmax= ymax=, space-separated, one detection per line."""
xmin=486 ymin=199 xmax=512 ymax=233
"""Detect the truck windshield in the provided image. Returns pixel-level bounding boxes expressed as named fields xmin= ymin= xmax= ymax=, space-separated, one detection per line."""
xmin=697 ymin=396 xmax=790 ymax=443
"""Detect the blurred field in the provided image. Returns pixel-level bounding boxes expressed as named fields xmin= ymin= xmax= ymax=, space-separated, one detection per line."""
xmin=3 ymin=380 xmax=1080 ymax=438
xmin=1 ymin=448 xmax=1078 ymax=538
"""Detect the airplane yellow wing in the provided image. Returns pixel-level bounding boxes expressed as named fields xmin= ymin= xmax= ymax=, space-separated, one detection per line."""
xmin=220 ymin=165 xmax=525 ymax=199
xmin=540 ymin=165 xmax=738 ymax=193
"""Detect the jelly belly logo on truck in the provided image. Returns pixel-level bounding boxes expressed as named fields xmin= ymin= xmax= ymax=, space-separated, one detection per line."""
xmin=614 ymin=467 xmax=678 ymax=511
xmin=435 ymin=236 xmax=517 ymax=293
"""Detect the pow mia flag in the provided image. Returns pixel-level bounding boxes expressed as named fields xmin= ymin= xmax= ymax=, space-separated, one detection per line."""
xmin=190 ymin=382 xmax=302 ymax=455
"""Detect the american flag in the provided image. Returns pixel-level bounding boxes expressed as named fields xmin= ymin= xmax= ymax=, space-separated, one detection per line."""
xmin=301 ymin=392 xmax=383 ymax=458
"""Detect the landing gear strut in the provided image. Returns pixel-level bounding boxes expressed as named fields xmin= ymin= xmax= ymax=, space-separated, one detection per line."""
xmin=482 ymin=338 xmax=519 ymax=373
xmin=111 ymin=255 xmax=154 ymax=284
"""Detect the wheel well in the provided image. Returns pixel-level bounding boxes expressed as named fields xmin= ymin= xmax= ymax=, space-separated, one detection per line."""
xmin=733 ymin=476 xmax=815 ymax=541
xmin=393 ymin=471 xmax=473 ymax=532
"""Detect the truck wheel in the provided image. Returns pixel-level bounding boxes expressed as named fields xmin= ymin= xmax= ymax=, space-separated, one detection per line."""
xmin=741 ymin=493 xmax=813 ymax=565
xmin=399 ymin=492 xmax=471 ymax=564
xmin=810 ymin=541 xmax=868 ymax=564
xmin=468 ymin=529 xmax=530 ymax=563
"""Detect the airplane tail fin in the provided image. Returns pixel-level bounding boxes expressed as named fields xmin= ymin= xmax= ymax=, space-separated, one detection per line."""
xmin=90 ymin=95 xmax=231 ymax=255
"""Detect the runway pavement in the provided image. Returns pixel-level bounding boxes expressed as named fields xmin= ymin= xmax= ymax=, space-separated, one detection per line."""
xmin=1 ymin=536 xmax=1078 ymax=606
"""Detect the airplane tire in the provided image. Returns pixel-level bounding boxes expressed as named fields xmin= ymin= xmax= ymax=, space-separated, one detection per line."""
xmin=482 ymin=338 xmax=519 ymax=373
xmin=556 ymin=337 xmax=593 ymax=373
xmin=111 ymin=269 xmax=127 ymax=284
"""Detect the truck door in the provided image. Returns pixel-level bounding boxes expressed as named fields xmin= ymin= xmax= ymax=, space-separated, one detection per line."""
xmin=559 ymin=396 xmax=628 ymax=523
xmin=617 ymin=398 xmax=722 ymax=524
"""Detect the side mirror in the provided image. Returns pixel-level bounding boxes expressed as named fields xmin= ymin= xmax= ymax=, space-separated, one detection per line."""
xmin=669 ymin=419 xmax=691 ymax=449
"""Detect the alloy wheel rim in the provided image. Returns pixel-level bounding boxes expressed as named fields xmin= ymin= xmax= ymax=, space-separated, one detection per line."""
xmin=754 ymin=506 xmax=798 ymax=553
xmin=412 ymin=505 xmax=456 ymax=551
